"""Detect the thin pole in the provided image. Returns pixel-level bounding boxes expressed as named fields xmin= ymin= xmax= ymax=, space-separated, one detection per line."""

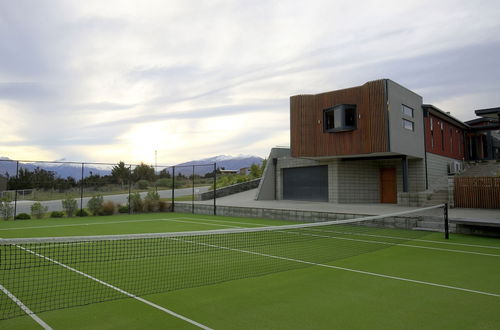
xmin=14 ymin=161 xmax=19 ymax=219
xmin=155 ymin=150 xmax=158 ymax=193
xmin=213 ymin=163 xmax=217 ymax=215
xmin=80 ymin=163 xmax=84 ymax=216
xmin=171 ymin=166 xmax=175 ymax=212
xmin=128 ymin=165 xmax=132 ymax=214
xmin=192 ymin=165 xmax=195 ymax=214
xmin=444 ymin=203 xmax=449 ymax=239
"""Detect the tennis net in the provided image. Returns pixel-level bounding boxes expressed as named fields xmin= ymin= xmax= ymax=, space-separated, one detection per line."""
xmin=0 ymin=204 xmax=446 ymax=320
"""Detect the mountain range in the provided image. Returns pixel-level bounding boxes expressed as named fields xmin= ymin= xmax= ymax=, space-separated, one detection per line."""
xmin=0 ymin=155 xmax=264 ymax=178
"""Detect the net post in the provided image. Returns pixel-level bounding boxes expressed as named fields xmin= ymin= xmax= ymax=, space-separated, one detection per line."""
xmin=213 ymin=163 xmax=217 ymax=215
xmin=80 ymin=163 xmax=84 ymax=216
xmin=171 ymin=166 xmax=175 ymax=213
xmin=14 ymin=161 xmax=19 ymax=219
xmin=444 ymin=203 xmax=449 ymax=239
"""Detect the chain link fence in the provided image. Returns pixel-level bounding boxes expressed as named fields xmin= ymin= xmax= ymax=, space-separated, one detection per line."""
xmin=0 ymin=159 xmax=219 ymax=220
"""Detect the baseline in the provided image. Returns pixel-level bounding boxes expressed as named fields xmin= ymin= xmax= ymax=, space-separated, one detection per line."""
xmin=15 ymin=245 xmax=213 ymax=330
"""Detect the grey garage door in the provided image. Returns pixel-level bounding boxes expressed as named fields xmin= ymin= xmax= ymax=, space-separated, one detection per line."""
xmin=282 ymin=165 xmax=328 ymax=201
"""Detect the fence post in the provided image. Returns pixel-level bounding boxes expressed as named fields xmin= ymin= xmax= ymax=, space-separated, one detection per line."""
xmin=80 ymin=163 xmax=84 ymax=216
xmin=444 ymin=203 xmax=449 ymax=239
xmin=191 ymin=165 xmax=195 ymax=214
xmin=213 ymin=163 xmax=217 ymax=215
xmin=128 ymin=165 xmax=132 ymax=214
xmin=171 ymin=166 xmax=175 ymax=212
xmin=14 ymin=161 xmax=19 ymax=219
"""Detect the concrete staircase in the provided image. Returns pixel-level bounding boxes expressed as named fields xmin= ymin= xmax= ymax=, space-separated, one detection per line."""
xmin=459 ymin=161 xmax=500 ymax=177
xmin=423 ymin=189 xmax=449 ymax=207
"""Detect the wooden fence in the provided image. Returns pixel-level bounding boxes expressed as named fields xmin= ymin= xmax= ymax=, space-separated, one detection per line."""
xmin=454 ymin=177 xmax=500 ymax=209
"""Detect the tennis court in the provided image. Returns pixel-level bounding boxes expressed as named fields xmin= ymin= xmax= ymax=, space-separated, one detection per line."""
xmin=1 ymin=209 xmax=500 ymax=330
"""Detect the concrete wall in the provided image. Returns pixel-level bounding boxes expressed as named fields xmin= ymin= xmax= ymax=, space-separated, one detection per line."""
xmin=426 ymin=152 xmax=462 ymax=191
xmin=268 ymin=154 xmax=426 ymax=204
xmin=387 ymin=80 xmax=425 ymax=159
xmin=256 ymin=148 xmax=291 ymax=200
xmin=173 ymin=202 xmax=452 ymax=232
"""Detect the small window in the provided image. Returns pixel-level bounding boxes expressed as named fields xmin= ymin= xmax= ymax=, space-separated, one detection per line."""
xmin=324 ymin=104 xmax=357 ymax=132
xmin=402 ymin=119 xmax=414 ymax=131
xmin=402 ymin=105 xmax=414 ymax=117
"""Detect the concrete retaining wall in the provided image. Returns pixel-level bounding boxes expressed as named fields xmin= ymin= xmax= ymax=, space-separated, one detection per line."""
xmin=199 ymin=179 xmax=260 ymax=200
xmin=173 ymin=203 xmax=451 ymax=232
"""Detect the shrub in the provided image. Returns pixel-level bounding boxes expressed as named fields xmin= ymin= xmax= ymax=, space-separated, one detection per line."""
xmin=76 ymin=209 xmax=89 ymax=217
xmin=159 ymin=200 xmax=171 ymax=212
xmin=50 ymin=211 xmax=64 ymax=218
xmin=144 ymin=190 xmax=160 ymax=212
xmin=31 ymin=202 xmax=48 ymax=219
xmin=15 ymin=213 xmax=31 ymax=220
xmin=118 ymin=204 xmax=129 ymax=214
xmin=62 ymin=197 xmax=78 ymax=217
xmin=128 ymin=192 xmax=143 ymax=213
xmin=101 ymin=201 xmax=116 ymax=216
xmin=137 ymin=180 xmax=149 ymax=190
xmin=87 ymin=195 xmax=104 ymax=215
xmin=0 ymin=198 xmax=14 ymax=220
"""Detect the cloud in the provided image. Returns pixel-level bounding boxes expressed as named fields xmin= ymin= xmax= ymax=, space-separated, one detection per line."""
xmin=0 ymin=0 xmax=499 ymax=163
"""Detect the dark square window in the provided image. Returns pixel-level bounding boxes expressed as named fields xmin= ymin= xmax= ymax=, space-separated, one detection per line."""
xmin=402 ymin=118 xmax=414 ymax=131
xmin=324 ymin=104 xmax=357 ymax=132
xmin=402 ymin=104 xmax=414 ymax=117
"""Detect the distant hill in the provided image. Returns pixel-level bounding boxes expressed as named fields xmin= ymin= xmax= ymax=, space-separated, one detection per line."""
xmin=0 ymin=155 xmax=264 ymax=178
xmin=0 ymin=157 xmax=111 ymax=179
xmin=173 ymin=155 xmax=264 ymax=176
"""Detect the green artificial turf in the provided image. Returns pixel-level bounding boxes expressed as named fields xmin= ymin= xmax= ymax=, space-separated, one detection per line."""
xmin=1 ymin=212 xmax=499 ymax=329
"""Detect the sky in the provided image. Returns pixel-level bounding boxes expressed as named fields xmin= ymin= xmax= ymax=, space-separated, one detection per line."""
xmin=1 ymin=0 xmax=499 ymax=165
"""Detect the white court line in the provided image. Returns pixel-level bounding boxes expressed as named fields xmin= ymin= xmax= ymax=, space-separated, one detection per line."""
xmin=175 ymin=218 xmax=500 ymax=258
xmin=0 ymin=283 xmax=52 ymax=329
xmin=0 ymin=217 xmax=229 ymax=231
xmin=16 ymin=245 xmax=212 ymax=330
xmin=173 ymin=238 xmax=500 ymax=298
xmin=177 ymin=217 xmax=500 ymax=251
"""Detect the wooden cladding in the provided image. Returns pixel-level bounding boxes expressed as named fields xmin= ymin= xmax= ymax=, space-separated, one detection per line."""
xmin=454 ymin=177 xmax=500 ymax=209
xmin=290 ymin=80 xmax=389 ymax=157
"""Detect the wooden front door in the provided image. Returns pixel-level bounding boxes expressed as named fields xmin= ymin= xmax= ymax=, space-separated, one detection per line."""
xmin=380 ymin=168 xmax=397 ymax=203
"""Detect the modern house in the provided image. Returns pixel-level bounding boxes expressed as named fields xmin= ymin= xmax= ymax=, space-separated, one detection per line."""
xmin=256 ymin=79 xmax=499 ymax=206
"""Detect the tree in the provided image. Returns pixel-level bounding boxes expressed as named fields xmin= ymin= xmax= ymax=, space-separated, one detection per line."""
xmin=87 ymin=195 xmax=104 ymax=215
xmin=31 ymin=202 xmax=48 ymax=219
xmin=249 ymin=163 xmax=262 ymax=178
xmin=0 ymin=197 xmax=13 ymax=220
xmin=112 ymin=161 xmax=130 ymax=189
xmin=132 ymin=163 xmax=155 ymax=182
xmin=62 ymin=197 xmax=78 ymax=217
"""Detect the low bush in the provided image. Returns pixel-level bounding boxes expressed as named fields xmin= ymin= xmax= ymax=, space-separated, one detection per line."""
xmin=101 ymin=201 xmax=115 ymax=216
xmin=159 ymin=200 xmax=171 ymax=212
xmin=50 ymin=211 xmax=64 ymax=218
xmin=128 ymin=193 xmax=143 ymax=213
xmin=0 ymin=198 xmax=14 ymax=220
xmin=118 ymin=204 xmax=129 ymax=213
xmin=76 ymin=209 xmax=89 ymax=217
xmin=144 ymin=190 xmax=160 ymax=212
xmin=31 ymin=202 xmax=48 ymax=219
xmin=62 ymin=197 xmax=78 ymax=217
xmin=15 ymin=213 xmax=31 ymax=220
xmin=156 ymin=178 xmax=171 ymax=188
xmin=87 ymin=195 xmax=104 ymax=215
